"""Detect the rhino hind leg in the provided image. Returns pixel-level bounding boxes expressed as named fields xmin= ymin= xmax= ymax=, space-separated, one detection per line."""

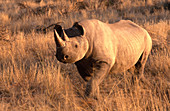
xmin=134 ymin=48 xmax=151 ymax=86
xmin=135 ymin=53 xmax=144 ymax=75
xmin=135 ymin=51 xmax=150 ymax=75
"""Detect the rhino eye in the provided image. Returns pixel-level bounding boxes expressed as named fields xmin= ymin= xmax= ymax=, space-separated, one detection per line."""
xmin=75 ymin=44 xmax=78 ymax=48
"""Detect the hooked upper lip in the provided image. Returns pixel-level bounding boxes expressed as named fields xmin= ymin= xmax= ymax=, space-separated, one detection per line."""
xmin=56 ymin=56 xmax=67 ymax=63
xmin=55 ymin=55 xmax=75 ymax=63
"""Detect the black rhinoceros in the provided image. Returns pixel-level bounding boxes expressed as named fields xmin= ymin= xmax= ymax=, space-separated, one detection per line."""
xmin=54 ymin=19 xmax=152 ymax=97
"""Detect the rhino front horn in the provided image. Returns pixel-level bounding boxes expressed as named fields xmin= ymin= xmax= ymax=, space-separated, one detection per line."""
xmin=54 ymin=29 xmax=65 ymax=47
xmin=63 ymin=30 xmax=70 ymax=41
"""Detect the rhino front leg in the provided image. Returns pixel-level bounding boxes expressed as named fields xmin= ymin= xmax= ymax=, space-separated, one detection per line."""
xmin=85 ymin=61 xmax=111 ymax=97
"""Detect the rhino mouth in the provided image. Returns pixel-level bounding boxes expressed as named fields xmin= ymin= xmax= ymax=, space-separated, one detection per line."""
xmin=56 ymin=58 xmax=67 ymax=64
xmin=56 ymin=56 xmax=65 ymax=63
xmin=61 ymin=61 xmax=67 ymax=64
xmin=56 ymin=55 xmax=74 ymax=63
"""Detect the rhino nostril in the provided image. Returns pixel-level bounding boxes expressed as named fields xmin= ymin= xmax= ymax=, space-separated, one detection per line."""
xmin=64 ymin=55 xmax=69 ymax=60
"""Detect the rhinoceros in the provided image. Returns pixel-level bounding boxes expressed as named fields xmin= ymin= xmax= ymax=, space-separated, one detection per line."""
xmin=54 ymin=19 xmax=152 ymax=97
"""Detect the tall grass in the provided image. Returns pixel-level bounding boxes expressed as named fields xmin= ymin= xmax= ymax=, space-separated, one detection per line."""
xmin=0 ymin=0 xmax=169 ymax=110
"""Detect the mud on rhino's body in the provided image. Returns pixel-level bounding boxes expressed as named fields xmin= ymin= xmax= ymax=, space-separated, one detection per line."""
xmin=54 ymin=19 xmax=152 ymax=97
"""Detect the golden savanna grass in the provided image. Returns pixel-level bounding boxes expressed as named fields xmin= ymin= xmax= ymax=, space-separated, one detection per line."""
xmin=0 ymin=0 xmax=169 ymax=110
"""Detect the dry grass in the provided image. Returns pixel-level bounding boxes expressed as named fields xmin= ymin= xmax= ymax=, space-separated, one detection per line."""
xmin=0 ymin=0 xmax=169 ymax=111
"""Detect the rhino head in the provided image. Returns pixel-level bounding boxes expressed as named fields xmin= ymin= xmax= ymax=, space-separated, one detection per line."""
xmin=54 ymin=23 xmax=89 ymax=63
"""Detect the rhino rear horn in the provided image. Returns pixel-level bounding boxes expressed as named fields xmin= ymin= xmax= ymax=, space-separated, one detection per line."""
xmin=63 ymin=30 xmax=70 ymax=41
xmin=54 ymin=29 xmax=65 ymax=47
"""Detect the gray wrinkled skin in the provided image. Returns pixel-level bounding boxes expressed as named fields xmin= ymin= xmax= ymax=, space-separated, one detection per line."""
xmin=54 ymin=19 xmax=152 ymax=97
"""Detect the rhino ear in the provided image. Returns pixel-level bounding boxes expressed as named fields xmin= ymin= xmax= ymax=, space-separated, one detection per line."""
xmin=54 ymin=24 xmax=63 ymax=37
xmin=73 ymin=22 xmax=84 ymax=36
